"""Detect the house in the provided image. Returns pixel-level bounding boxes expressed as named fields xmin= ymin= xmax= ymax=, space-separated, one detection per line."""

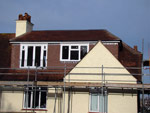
xmin=0 ymin=13 xmax=143 ymax=113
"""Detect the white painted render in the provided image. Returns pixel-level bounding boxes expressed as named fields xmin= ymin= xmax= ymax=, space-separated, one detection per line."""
xmin=0 ymin=88 xmax=137 ymax=113
xmin=0 ymin=91 xmax=23 ymax=112
xmin=16 ymin=20 xmax=33 ymax=37
xmin=108 ymin=93 xmax=137 ymax=113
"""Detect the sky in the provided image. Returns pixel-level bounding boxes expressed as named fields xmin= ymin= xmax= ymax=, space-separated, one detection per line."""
xmin=0 ymin=0 xmax=150 ymax=82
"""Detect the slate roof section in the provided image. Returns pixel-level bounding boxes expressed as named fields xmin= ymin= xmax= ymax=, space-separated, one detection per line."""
xmin=0 ymin=33 xmax=15 ymax=68
xmin=10 ymin=30 xmax=121 ymax=42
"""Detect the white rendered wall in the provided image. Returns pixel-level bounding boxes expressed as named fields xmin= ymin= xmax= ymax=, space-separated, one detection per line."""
xmin=16 ymin=20 xmax=33 ymax=37
xmin=0 ymin=91 xmax=23 ymax=112
xmin=108 ymin=93 xmax=137 ymax=113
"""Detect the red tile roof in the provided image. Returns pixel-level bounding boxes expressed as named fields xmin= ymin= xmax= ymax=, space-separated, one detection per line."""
xmin=10 ymin=30 xmax=121 ymax=42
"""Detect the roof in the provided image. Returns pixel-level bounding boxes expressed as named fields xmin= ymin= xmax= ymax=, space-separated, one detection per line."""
xmin=0 ymin=33 xmax=15 ymax=68
xmin=10 ymin=30 xmax=121 ymax=42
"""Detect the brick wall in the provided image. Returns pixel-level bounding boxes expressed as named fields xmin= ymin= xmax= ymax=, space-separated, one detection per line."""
xmin=10 ymin=43 xmax=119 ymax=68
xmin=11 ymin=44 xmax=20 ymax=68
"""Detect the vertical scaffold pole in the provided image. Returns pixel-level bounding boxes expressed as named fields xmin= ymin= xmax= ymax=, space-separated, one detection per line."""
xmin=25 ymin=67 xmax=30 ymax=111
xmin=142 ymin=39 xmax=145 ymax=113
xmin=63 ymin=65 xmax=66 ymax=113
xmin=33 ymin=65 xmax=38 ymax=113
xmin=101 ymin=65 xmax=104 ymax=113
xmin=53 ymin=87 xmax=57 ymax=113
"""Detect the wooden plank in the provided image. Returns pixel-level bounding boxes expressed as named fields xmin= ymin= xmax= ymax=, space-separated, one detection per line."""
xmin=37 ymin=81 xmax=103 ymax=87
xmin=1 ymin=81 xmax=150 ymax=89
xmin=0 ymin=81 xmax=34 ymax=86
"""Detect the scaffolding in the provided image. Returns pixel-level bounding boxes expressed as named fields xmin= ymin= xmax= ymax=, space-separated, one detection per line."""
xmin=0 ymin=66 xmax=150 ymax=113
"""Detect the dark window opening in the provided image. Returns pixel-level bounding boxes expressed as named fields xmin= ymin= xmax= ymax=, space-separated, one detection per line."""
xmin=21 ymin=50 xmax=25 ymax=67
xmin=32 ymin=88 xmax=40 ymax=108
xmin=24 ymin=87 xmax=32 ymax=108
xmin=71 ymin=46 xmax=78 ymax=49
xmin=40 ymin=91 xmax=47 ymax=108
xmin=35 ymin=46 xmax=41 ymax=67
xmin=62 ymin=46 xmax=69 ymax=59
xmin=70 ymin=51 xmax=79 ymax=60
xmin=43 ymin=51 xmax=46 ymax=67
xmin=27 ymin=46 xmax=33 ymax=66
xmin=24 ymin=87 xmax=47 ymax=109
xmin=80 ymin=46 xmax=87 ymax=59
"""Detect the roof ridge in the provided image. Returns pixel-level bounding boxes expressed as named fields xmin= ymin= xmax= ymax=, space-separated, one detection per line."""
xmin=32 ymin=29 xmax=107 ymax=32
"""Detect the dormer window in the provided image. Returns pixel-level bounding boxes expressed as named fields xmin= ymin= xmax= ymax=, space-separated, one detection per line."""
xmin=60 ymin=44 xmax=89 ymax=61
xmin=20 ymin=44 xmax=47 ymax=68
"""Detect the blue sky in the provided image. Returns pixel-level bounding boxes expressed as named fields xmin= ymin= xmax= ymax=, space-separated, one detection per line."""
xmin=0 ymin=0 xmax=150 ymax=82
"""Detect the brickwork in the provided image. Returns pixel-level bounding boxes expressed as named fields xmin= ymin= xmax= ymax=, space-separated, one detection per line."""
xmin=104 ymin=44 xmax=118 ymax=59
xmin=10 ymin=43 xmax=119 ymax=68
xmin=10 ymin=44 xmax=20 ymax=68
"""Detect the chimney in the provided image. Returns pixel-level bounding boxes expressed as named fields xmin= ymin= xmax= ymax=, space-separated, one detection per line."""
xmin=16 ymin=13 xmax=33 ymax=37
xmin=134 ymin=45 xmax=138 ymax=51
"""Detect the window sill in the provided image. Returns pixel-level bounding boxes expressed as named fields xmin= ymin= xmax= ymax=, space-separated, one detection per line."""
xmin=22 ymin=109 xmax=47 ymax=111
xmin=60 ymin=61 xmax=79 ymax=63
xmin=88 ymin=111 xmax=107 ymax=113
xmin=88 ymin=111 xmax=103 ymax=113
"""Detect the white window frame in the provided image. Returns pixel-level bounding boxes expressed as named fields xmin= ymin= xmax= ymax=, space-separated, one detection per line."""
xmin=23 ymin=87 xmax=47 ymax=109
xmin=89 ymin=93 xmax=108 ymax=113
xmin=20 ymin=44 xmax=48 ymax=68
xmin=60 ymin=44 xmax=89 ymax=61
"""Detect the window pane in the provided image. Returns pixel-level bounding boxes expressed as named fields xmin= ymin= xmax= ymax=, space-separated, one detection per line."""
xmin=27 ymin=46 xmax=33 ymax=66
xmin=104 ymin=95 xmax=108 ymax=113
xmin=99 ymin=94 xmax=108 ymax=113
xmin=70 ymin=51 xmax=79 ymax=60
xmin=71 ymin=46 xmax=78 ymax=49
xmin=80 ymin=46 xmax=87 ymax=59
xmin=62 ymin=46 xmax=69 ymax=59
xmin=99 ymin=94 xmax=104 ymax=112
xmin=24 ymin=89 xmax=31 ymax=108
xmin=35 ymin=46 xmax=41 ymax=67
xmin=21 ymin=50 xmax=25 ymax=67
xmin=90 ymin=93 xmax=98 ymax=111
xmin=32 ymin=88 xmax=40 ymax=108
xmin=40 ymin=91 xmax=47 ymax=108
xmin=43 ymin=51 xmax=46 ymax=67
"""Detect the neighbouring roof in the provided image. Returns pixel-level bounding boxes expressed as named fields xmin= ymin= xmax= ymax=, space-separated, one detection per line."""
xmin=10 ymin=30 xmax=121 ymax=42
xmin=0 ymin=33 xmax=15 ymax=68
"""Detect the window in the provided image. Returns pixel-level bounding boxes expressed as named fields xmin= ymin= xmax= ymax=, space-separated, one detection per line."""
xmin=60 ymin=44 xmax=89 ymax=61
xmin=90 ymin=93 xmax=108 ymax=113
xmin=24 ymin=87 xmax=47 ymax=109
xmin=20 ymin=44 xmax=47 ymax=68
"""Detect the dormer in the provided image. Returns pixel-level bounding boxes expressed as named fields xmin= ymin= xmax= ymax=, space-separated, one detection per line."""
xmin=15 ymin=13 xmax=34 ymax=37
